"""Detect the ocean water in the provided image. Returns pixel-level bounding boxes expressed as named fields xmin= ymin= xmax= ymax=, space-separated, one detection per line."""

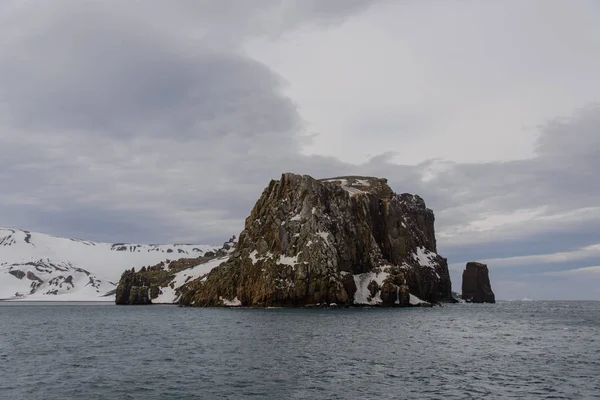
xmin=0 ymin=301 xmax=599 ymax=399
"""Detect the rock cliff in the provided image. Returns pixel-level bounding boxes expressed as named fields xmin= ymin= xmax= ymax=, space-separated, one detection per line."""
xmin=179 ymin=173 xmax=453 ymax=307
xmin=461 ymin=262 xmax=495 ymax=303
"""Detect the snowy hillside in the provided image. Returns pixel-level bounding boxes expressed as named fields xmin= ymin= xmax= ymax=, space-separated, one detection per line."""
xmin=0 ymin=227 xmax=219 ymax=301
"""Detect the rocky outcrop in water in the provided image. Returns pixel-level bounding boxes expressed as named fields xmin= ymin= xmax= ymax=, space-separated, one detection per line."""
xmin=115 ymin=258 xmax=208 ymax=305
xmin=461 ymin=262 xmax=495 ymax=303
xmin=115 ymin=267 xmax=153 ymax=305
xmin=179 ymin=173 xmax=453 ymax=307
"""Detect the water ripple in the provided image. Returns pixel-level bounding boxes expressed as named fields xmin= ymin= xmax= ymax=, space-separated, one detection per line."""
xmin=0 ymin=301 xmax=599 ymax=399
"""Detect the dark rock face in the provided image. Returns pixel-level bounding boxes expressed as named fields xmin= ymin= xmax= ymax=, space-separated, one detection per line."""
xmin=26 ymin=271 xmax=43 ymax=282
xmin=128 ymin=285 xmax=152 ymax=305
xmin=461 ymin=262 xmax=495 ymax=303
xmin=9 ymin=269 xmax=26 ymax=279
xmin=115 ymin=268 xmax=152 ymax=305
xmin=180 ymin=173 xmax=453 ymax=307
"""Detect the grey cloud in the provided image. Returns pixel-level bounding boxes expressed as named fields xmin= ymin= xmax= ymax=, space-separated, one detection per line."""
xmin=132 ymin=0 xmax=383 ymax=42
xmin=537 ymin=104 xmax=600 ymax=159
xmin=0 ymin=0 xmax=375 ymax=244
xmin=5 ymin=0 xmax=381 ymax=50
xmin=0 ymin=11 xmax=299 ymax=143
xmin=442 ymin=223 xmax=600 ymax=265
xmin=384 ymin=106 xmax=600 ymax=233
xmin=1 ymin=0 xmax=381 ymax=142
xmin=1 ymin=204 xmax=168 ymax=244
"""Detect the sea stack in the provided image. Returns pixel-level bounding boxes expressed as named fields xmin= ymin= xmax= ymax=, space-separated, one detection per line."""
xmin=179 ymin=173 xmax=454 ymax=307
xmin=461 ymin=262 xmax=495 ymax=303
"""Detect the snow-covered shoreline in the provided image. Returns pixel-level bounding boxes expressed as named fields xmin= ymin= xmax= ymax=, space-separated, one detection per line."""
xmin=0 ymin=227 xmax=218 ymax=301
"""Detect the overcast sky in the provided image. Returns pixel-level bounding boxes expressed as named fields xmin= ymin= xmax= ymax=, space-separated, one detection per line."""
xmin=1 ymin=0 xmax=599 ymax=300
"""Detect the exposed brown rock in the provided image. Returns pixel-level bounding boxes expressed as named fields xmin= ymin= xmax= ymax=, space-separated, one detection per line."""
xmin=179 ymin=173 xmax=453 ymax=307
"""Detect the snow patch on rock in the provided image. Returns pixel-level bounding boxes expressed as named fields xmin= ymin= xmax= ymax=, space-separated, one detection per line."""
xmin=414 ymin=247 xmax=437 ymax=269
xmin=220 ymin=296 xmax=242 ymax=306
xmin=409 ymin=293 xmax=430 ymax=306
xmin=353 ymin=271 xmax=389 ymax=305
xmin=278 ymin=254 xmax=298 ymax=268
xmin=248 ymin=250 xmax=259 ymax=265
xmin=316 ymin=231 xmax=330 ymax=245
xmin=153 ymin=256 xmax=230 ymax=304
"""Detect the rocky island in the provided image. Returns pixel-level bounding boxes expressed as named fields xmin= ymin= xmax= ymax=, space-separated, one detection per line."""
xmin=461 ymin=262 xmax=495 ymax=303
xmin=116 ymin=173 xmax=456 ymax=307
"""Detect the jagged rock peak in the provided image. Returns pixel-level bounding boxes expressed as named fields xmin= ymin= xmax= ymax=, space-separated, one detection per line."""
xmin=179 ymin=173 xmax=453 ymax=308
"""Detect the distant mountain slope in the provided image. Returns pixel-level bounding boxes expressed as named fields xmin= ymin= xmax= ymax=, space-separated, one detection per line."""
xmin=0 ymin=227 xmax=218 ymax=301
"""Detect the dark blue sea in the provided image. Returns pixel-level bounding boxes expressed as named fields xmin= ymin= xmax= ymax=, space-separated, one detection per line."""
xmin=1 ymin=301 xmax=599 ymax=399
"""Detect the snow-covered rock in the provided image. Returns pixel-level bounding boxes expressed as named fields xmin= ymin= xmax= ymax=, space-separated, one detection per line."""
xmin=115 ymin=236 xmax=237 ymax=305
xmin=0 ymin=227 xmax=218 ymax=301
